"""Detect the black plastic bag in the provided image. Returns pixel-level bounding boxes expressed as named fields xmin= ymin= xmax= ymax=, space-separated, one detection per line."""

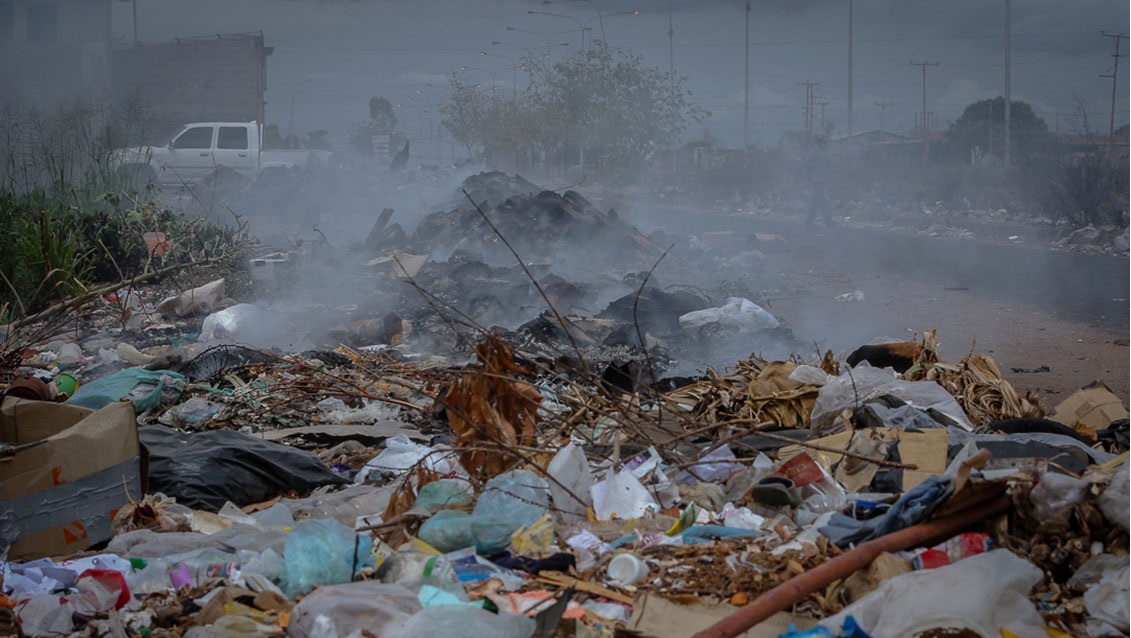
xmin=140 ymin=425 xmax=349 ymax=511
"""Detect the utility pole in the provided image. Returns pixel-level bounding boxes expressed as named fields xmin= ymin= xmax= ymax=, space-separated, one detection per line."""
xmin=744 ymin=1 xmax=750 ymax=153
xmin=1100 ymin=32 xmax=1127 ymax=139
xmin=1004 ymin=0 xmax=1011 ymax=168
xmin=847 ymin=0 xmax=854 ymax=141
xmin=875 ymin=100 xmax=893 ymax=132
xmin=817 ymin=100 xmax=830 ymax=132
xmin=797 ymin=81 xmax=818 ymax=136
xmin=668 ymin=0 xmax=676 ymax=170
xmin=910 ymin=61 xmax=938 ymax=162
xmin=909 ymin=61 xmax=938 ymax=138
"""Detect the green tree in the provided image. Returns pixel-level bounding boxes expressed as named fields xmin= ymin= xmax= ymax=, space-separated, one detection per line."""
xmin=528 ymin=46 xmax=708 ymax=177
xmin=438 ymin=46 xmax=707 ymax=178
xmin=368 ymin=97 xmax=397 ymax=135
xmin=942 ymin=97 xmax=1056 ymax=166
xmin=304 ymin=129 xmax=332 ymax=150
xmin=262 ymin=123 xmax=286 ymax=149
xmin=439 ymin=78 xmax=493 ymax=160
xmin=348 ymin=96 xmax=398 ymax=156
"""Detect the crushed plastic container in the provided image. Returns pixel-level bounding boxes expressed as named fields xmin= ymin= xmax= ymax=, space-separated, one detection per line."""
xmin=606 ymin=553 xmax=649 ymax=586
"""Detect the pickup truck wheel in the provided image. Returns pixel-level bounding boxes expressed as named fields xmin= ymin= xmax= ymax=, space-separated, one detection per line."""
xmin=116 ymin=165 xmax=157 ymax=191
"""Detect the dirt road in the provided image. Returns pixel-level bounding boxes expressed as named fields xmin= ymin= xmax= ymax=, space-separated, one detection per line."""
xmin=628 ymin=204 xmax=1130 ymax=412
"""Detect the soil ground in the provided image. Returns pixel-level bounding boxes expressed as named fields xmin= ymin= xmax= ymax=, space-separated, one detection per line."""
xmin=626 ymin=203 xmax=1130 ymax=415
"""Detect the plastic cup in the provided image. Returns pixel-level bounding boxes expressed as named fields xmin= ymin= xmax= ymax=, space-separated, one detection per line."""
xmin=607 ymin=553 xmax=649 ymax=586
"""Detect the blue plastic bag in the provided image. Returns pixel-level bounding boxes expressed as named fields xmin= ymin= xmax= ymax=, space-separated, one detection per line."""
xmin=283 ymin=517 xmax=373 ymax=598
xmin=67 ymin=368 xmax=187 ymax=412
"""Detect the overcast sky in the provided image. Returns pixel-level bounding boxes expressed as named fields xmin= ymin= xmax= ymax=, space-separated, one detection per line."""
xmin=111 ymin=0 xmax=1129 ymax=157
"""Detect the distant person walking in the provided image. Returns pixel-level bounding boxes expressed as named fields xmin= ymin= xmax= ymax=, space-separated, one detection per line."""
xmin=804 ymin=136 xmax=834 ymax=227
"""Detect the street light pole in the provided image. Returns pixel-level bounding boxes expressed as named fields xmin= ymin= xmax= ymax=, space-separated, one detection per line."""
xmin=506 ymin=26 xmax=554 ymax=60
xmin=481 ymin=51 xmax=518 ymax=99
xmin=528 ymin=10 xmax=585 ymax=51
xmin=289 ymin=77 xmax=314 ymax=149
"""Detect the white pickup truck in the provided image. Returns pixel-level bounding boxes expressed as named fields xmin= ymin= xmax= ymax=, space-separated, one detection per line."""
xmin=112 ymin=121 xmax=331 ymax=187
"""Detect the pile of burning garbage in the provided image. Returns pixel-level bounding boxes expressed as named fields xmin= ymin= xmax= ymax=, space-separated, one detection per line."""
xmin=0 ymin=171 xmax=1126 ymax=638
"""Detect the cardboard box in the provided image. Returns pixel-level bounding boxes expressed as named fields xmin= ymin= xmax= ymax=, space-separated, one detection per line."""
xmin=1049 ymin=380 xmax=1129 ymax=432
xmin=778 ymin=427 xmax=949 ymax=492
xmin=0 ymin=396 xmax=141 ymax=561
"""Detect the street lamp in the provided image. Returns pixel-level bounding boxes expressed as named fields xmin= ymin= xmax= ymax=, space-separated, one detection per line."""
xmin=480 ymin=51 xmax=518 ymax=98
xmin=460 ymin=65 xmax=498 ymax=95
xmin=505 ymin=26 xmax=555 ymax=60
xmin=585 ymin=10 xmax=637 ymax=48
xmin=528 ymin=10 xmax=590 ymax=51
xmin=290 ymin=77 xmax=314 ymax=149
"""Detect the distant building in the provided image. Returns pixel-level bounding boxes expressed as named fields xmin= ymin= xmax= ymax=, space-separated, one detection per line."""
xmin=0 ymin=0 xmax=113 ymax=103
xmin=112 ymin=32 xmax=273 ymax=143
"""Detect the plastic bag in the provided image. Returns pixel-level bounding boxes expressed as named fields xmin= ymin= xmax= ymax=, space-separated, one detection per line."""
xmin=546 ymin=443 xmax=595 ymax=521
xmin=472 ymin=469 xmax=550 ymax=527
xmin=819 ymin=549 xmax=1045 ymax=638
xmin=789 ymin=364 xmax=830 ymax=386
xmin=140 ymin=425 xmax=349 ymax=511
xmin=156 ymin=278 xmax=226 ymax=317
xmin=413 ymin=479 xmax=474 ymax=512
xmin=1068 ymin=553 xmax=1130 ymax=636
xmin=199 ymin=303 xmax=266 ymax=342
xmin=1097 ymin=460 xmax=1129 ymax=530
xmin=384 ymin=604 xmax=536 ymax=638
xmin=167 ymin=396 xmax=223 ymax=427
xmin=355 ymin=434 xmax=459 ymax=482
xmin=590 ymin=470 xmax=659 ymax=521
xmin=419 ymin=471 xmax=549 ymax=554
xmin=810 ymin=365 xmax=973 ymax=432
xmin=510 ymin=514 xmax=555 ymax=555
xmin=283 ymin=517 xmax=373 ymax=598
xmin=1030 ymin=471 xmax=1090 ymax=520
xmin=288 ymin=581 xmax=422 ymax=638
xmin=678 ymin=297 xmax=778 ymax=332
xmin=66 ymin=368 xmax=187 ymax=412
xmin=679 ymin=444 xmax=743 ymax=483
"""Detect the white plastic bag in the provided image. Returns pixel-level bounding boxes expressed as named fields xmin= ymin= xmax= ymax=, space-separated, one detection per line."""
xmin=819 ymin=549 xmax=1046 ymax=638
xmin=385 ymin=604 xmax=535 ymax=638
xmin=355 ymin=434 xmax=457 ymax=482
xmin=810 ymin=364 xmax=973 ymax=432
xmin=1030 ymin=472 xmax=1090 ymax=520
xmin=1097 ymin=460 xmax=1129 ymax=530
xmin=789 ymin=364 xmax=829 ymax=386
xmin=677 ymin=297 xmax=778 ymax=332
xmin=288 ymin=581 xmax=422 ymax=638
xmin=590 ymin=470 xmax=659 ymax=521
xmin=198 ymin=303 xmax=266 ymax=342
xmin=546 ymin=443 xmax=595 ymax=521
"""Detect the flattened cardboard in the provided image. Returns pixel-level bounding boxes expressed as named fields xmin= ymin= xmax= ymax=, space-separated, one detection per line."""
xmin=779 ymin=428 xmax=948 ymax=492
xmin=0 ymin=396 xmax=141 ymax=561
xmin=1049 ymin=380 xmax=1129 ymax=432
xmin=627 ymin=592 xmax=816 ymax=638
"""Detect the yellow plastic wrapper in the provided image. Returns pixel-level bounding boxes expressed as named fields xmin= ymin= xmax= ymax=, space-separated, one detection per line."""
xmin=511 ymin=513 xmax=555 ymax=555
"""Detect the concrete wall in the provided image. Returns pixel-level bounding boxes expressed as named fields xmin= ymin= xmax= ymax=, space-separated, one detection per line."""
xmin=113 ymin=33 xmax=271 ymax=143
xmin=0 ymin=0 xmax=113 ymax=104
